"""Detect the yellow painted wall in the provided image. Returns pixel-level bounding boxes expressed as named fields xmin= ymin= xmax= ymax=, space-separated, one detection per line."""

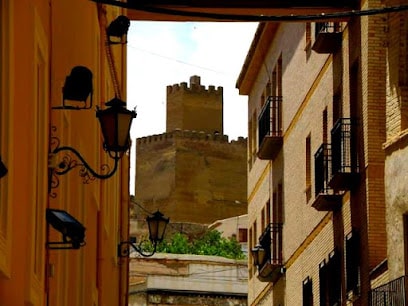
xmin=0 ymin=1 xmax=131 ymax=305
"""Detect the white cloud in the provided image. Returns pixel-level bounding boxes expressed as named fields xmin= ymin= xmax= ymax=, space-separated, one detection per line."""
xmin=126 ymin=21 xmax=258 ymax=193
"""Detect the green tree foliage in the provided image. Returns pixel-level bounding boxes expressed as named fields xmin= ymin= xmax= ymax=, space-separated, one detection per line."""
xmin=153 ymin=230 xmax=246 ymax=260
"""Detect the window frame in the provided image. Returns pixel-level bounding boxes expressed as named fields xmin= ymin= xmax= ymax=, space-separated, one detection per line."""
xmin=303 ymin=276 xmax=313 ymax=306
xmin=345 ymin=230 xmax=360 ymax=294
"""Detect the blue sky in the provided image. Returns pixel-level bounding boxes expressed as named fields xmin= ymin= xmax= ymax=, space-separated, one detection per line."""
xmin=126 ymin=22 xmax=258 ymax=192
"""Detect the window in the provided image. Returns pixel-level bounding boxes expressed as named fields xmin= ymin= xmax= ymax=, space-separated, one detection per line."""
xmin=267 ymin=56 xmax=283 ymax=137
xmin=305 ymin=135 xmax=312 ymax=202
xmin=252 ymin=221 xmax=258 ymax=277
xmin=303 ymin=277 xmax=313 ymax=306
xmin=323 ymin=108 xmax=328 ymax=144
xmin=273 ymin=183 xmax=284 ymax=223
xmin=260 ymin=92 xmax=265 ymax=109
xmin=333 ymin=93 xmax=342 ymax=125
xmin=251 ymin=111 xmax=257 ymax=163
xmin=249 ymin=227 xmax=253 ymax=278
xmin=328 ymin=250 xmax=342 ymax=305
xmin=345 ymin=230 xmax=360 ymax=294
xmin=319 ymin=260 xmax=328 ymax=306
xmin=319 ymin=250 xmax=341 ymax=306
xmin=248 ymin=118 xmax=253 ymax=169
xmin=238 ymin=228 xmax=247 ymax=243
xmin=266 ymin=200 xmax=271 ymax=225
xmin=253 ymin=220 xmax=257 ymax=245
xmin=305 ymin=23 xmax=312 ymax=59
xmin=261 ymin=207 xmax=266 ymax=230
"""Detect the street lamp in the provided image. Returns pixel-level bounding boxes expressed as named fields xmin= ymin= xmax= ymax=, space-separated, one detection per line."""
xmin=49 ymin=96 xmax=136 ymax=194
xmin=117 ymin=210 xmax=169 ymax=258
xmin=251 ymin=245 xmax=266 ymax=268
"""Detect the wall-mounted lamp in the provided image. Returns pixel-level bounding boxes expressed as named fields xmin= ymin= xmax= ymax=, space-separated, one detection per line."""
xmin=0 ymin=155 xmax=7 ymax=178
xmin=46 ymin=208 xmax=86 ymax=250
xmin=117 ymin=210 xmax=169 ymax=257
xmin=107 ymin=15 xmax=130 ymax=45
xmin=49 ymin=97 xmax=137 ymax=194
xmin=53 ymin=66 xmax=93 ymax=110
xmin=251 ymin=245 xmax=266 ymax=268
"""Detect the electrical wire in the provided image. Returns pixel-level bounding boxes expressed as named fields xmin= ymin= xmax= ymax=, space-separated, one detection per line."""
xmin=132 ymin=200 xmax=154 ymax=215
xmin=91 ymin=0 xmax=408 ymax=22
xmin=131 ymin=201 xmax=185 ymax=231
xmin=127 ymin=43 xmax=227 ymax=74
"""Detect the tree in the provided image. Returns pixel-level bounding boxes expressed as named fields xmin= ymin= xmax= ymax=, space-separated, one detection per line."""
xmin=153 ymin=230 xmax=246 ymax=260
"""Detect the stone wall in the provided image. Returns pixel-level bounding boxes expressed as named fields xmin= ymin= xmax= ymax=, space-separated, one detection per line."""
xmin=166 ymin=75 xmax=223 ymax=134
xmin=135 ymin=129 xmax=247 ymax=224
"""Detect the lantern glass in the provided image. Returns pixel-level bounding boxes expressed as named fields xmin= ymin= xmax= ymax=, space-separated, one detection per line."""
xmin=98 ymin=112 xmax=115 ymax=149
xmin=258 ymin=247 xmax=266 ymax=266
xmin=96 ymin=97 xmax=136 ymax=156
xmin=117 ymin=112 xmax=133 ymax=149
xmin=252 ymin=245 xmax=266 ymax=267
xmin=147 ymin=211 xmax=169 ymax=243
xmin=251 ymin=246 xmax=260 ymax=266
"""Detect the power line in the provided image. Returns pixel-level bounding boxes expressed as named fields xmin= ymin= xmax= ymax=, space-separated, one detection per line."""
xmin=127 ymin=43 xmax=227 ymax=74
xmin=91 ymin=0 xmax=408 ymax=22
xmin=132 ymin=200 xmax=153 ymax=215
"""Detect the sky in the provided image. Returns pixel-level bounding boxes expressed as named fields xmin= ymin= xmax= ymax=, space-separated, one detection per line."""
xmin=126 ymin=21 xmax=258 ymax=193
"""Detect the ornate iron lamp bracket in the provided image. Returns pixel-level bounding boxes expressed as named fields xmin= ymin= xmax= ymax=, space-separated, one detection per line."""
xmin=48 ymin=126 xmax=119 ymax=197
xmin=117 ymin=238 xmax=157 ymax=258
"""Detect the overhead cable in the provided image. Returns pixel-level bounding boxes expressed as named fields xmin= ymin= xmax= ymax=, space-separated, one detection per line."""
xmin=91 ymin=0 xmax=408 ymax=22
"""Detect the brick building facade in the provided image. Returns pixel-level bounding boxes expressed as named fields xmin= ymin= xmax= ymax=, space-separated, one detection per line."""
xmin=236 ymin=1 xmax=408 ymax=304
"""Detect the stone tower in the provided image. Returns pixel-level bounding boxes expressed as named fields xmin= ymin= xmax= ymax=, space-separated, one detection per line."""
xmin=134 ymin=76 xmax=247 ymax=225
xmin=166 ymin=75 xmax=223 ymax=134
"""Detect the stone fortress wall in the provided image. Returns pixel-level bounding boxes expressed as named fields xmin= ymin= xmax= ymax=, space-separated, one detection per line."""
xmin=135 ymin=75 xmax=247 ymax=225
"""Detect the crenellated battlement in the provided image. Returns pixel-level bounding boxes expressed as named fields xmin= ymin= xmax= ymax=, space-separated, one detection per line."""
xmin=166 ymin=75 xmax=223 ymax=96
xmin=136 ymin=128 xmax=247 ymax=147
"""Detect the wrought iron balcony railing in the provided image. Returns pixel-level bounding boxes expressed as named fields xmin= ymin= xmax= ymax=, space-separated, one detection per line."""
xmin=256 ymin=223 xmax=284 ymax=282
xmin=329 ymin=118 xmax=359 ymax=191
xmin=315 ymin=143 xmax=332 ymax=196
xmin=312 ymin=143 xmax=342 ymax=211
xmin=257 ymin=96 xmax=283 ymax=160
xmin=315 ymin=22 xmax=341 ymax=37
xmin=312 ymin=22 xmax=342 ymax=54
xmin=369 ymin=276 xmax=408 ymax=306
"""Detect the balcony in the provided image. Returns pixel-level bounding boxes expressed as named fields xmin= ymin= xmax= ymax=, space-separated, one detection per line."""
xmin=257 ymin=96 xmax=283 ymax=160
xmin=329 ymin=118 xmax=359 ymax=191
xmin=311 ymin=143 xmax=342 ymax=211
xmin=312 ymin=22 xmax=342 ymax=54
xmin=369 ymin=276 xmax=408 ymax=306
xmin=256 ymin=223 xmax=284 ymax=283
